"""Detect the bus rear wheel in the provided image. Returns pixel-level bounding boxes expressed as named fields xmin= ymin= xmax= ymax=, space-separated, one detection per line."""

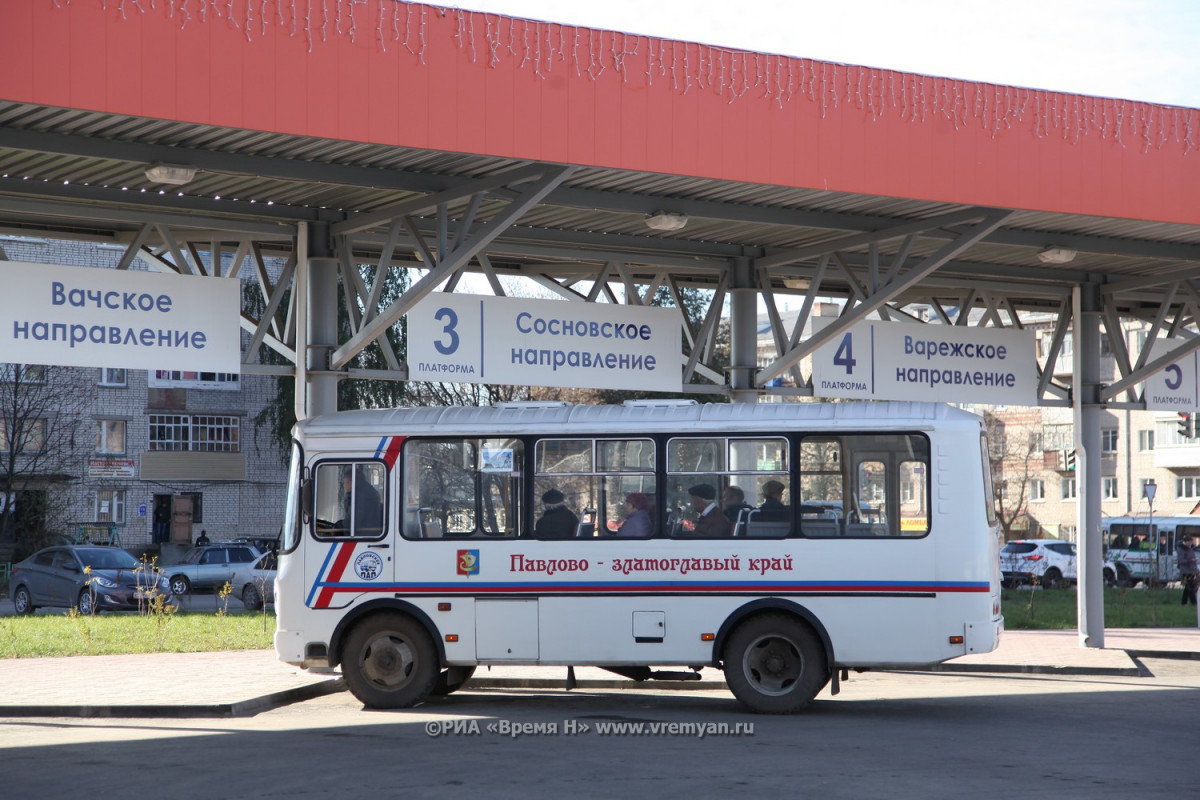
xmin=342 ymin=613 xmax=439 ymax=709
xmin=723 ymin=613 xmax=828 ymax=714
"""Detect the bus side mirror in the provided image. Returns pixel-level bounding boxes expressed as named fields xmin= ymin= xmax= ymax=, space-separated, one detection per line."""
xmin=301 ymin=478 xmax=314 ymax=524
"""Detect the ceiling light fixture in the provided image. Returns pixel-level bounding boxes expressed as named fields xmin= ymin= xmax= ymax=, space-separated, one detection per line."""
xmin=144 ymin=164 xmax=197 ymax=185
xmin=1036 ymin=246 xmax=1077 ymax=265
xmin=645 ymin=211 xmax=688 ymax=232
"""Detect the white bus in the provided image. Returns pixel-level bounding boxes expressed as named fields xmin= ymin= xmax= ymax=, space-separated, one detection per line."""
xmin=1103 ymin=515 xmax=1200 ymax=586
xmin=274 ymin=400 xmax=1003 ymax=713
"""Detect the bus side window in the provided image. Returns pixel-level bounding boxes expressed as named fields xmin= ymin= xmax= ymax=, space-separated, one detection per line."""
xmin=313 ymin=461 xmax=386 ymax=539
xmin=799 ymin=434 xmax=929 ymax=538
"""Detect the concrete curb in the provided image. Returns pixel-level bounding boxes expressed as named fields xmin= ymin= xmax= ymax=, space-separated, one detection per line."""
xmin=1127 ymin=649 xmax=1200 ymax=661
xmin=469 ymin=659 xmax=1146 ymax=690
xmin=918 ymin=662 xmax=1141 ymax=677
xmin=0 ymin=676 xmax=345 ymax=719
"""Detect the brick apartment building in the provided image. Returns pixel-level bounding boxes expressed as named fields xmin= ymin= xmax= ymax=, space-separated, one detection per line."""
xmin=0 ymin=235 xmax=288 ymax=555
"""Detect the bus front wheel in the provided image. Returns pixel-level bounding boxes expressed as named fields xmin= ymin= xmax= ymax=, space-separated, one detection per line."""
xmin=342 ymin=613 xmax=439 ymax=709
xmin=723 ymin=613 xmax=828 ymax=714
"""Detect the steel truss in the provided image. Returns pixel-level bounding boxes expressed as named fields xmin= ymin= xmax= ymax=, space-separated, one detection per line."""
xmin=7 ymin=175 xmax=1200 ymax=409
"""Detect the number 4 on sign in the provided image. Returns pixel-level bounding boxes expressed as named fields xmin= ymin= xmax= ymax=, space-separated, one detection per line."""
xmin=834 ymin=333 xmax=856 ymax=374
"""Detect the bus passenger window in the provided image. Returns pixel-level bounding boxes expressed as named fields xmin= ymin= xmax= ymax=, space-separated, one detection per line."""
xmin=313 ymin=462 xmax=386 ymax=538
xmin=799 ymin=434 xmax=929 ymax=538
xmin=402 ymin=438 xmax=523 ymax=539
xmin=533 ymin=438 xmax=655 ymax=539
xmin=666 ymin=437 xmax=788 ymax=538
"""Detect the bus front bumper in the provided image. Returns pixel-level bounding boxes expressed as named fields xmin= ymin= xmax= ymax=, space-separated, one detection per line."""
xmin=275 ymin=628 xmax=330 ymax=669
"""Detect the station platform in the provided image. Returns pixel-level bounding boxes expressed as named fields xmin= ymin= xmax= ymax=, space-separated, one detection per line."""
xmin=0 ymin=628 xmax=1195 ymax=718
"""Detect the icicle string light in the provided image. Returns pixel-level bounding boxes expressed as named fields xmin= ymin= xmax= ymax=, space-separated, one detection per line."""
xmin=59 ymin=0 xmax=1199 ymax=155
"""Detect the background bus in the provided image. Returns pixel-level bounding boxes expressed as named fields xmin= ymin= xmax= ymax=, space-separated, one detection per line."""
xmin=1103 ymin=515 xmax=1200 ymax=586
xmin=274 ymin=400 xmax=1003 ymax=714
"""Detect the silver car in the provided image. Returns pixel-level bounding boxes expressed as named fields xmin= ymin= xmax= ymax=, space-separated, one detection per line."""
xmin=231 ymin=551 xmax=276 ymax=611
xmin=165 ymin=543 xmax=261 ymax=595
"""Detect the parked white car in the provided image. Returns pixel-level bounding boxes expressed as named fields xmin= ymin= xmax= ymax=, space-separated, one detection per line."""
xmin=1000 ymin=539 xmax=1117 ymax=589
xmin=231 ymin=551 xmax=276 ymax=611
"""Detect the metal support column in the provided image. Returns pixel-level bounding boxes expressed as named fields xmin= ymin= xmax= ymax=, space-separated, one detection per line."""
xmin=1073 ymin=280 xmax=1104 ymax=648
xmin=729 ymin=257 xmax=759 ymax=404
xmin=296 ymin=221 xmax=339 ymax=420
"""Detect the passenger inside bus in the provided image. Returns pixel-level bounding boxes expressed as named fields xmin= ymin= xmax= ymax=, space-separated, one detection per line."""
xmin=757 ymin=480 xmax=789 ymax=517
xmin=721 ymin=485 xmax=752 ymax=524
xmin=534 ymin=489 xmax=578 ymax=539
xmin=617 ymin=492 xmax=654 ymax=537
xmin=336 ymin=465 xmax=383 ymax=537
xmin=689 ymin=484 xmax=732 ymax=537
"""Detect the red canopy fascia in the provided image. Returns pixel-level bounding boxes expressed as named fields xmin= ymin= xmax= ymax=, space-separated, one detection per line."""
xmin=3 ymin=1 xmax=1198 ymax=225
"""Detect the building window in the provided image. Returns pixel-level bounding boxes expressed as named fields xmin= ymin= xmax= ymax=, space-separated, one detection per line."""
xmin=148 ymin=414 xmax=240 ymax=452
xmin=95 ymin=489 xmax=126 ymax=524
xmin=0 ymin=418 xmax=46 ymax=453
xmin=1131 ymin=329 xmax=1148 ymax=357
xmin=149 ymin=370 xmax=239 ymax=391
xmin=1158 ymin=418 xmax=1196 ymax=447
xmin=1030 ymin=479 xmax=1045 ymax=502
xmin=1061 ymin=477 xmax=1077 ymax=501
xmin=1101 ymin=429 xmax=1118 ymax=454
xmin=1138 ymin=430 xmax=1155 ymax=452
xmin=1102 ymin=478 xmax=1118 ymax=501
xmin=1176 ymin=477 xmax=1200 ymax=500
xmin=1027 ymin=432 xmax=1044 ymax=453
xmin=96 ymin=419 xmax=126 ymax=455
xmin=99 ymin=368 xmax=127 ymax=387
xmin=0 ymin=363 xmax=46 ymax=383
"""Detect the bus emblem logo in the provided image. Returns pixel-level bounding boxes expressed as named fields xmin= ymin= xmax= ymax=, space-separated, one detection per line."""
xmin=353 ymin=551 xmax=384 ymax=581
xmin=457 ymin=549 xmax=479 ymax=576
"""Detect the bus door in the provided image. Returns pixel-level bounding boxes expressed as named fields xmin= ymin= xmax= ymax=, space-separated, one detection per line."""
xmin=306 ymin=459 xmax=391 ymax=609
xmin=402 ymin=437 xmax=533 ymax=658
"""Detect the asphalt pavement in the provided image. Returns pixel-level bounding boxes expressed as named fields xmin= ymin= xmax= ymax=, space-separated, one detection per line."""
xmin=0 ymin=626 xmax=1195 ymax=718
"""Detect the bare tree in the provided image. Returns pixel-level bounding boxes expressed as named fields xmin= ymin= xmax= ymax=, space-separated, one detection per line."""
xmin=983 ymin=410 xmax=1043 ymax=540
xmin=0 ymin=363 xmax=90 ymax=558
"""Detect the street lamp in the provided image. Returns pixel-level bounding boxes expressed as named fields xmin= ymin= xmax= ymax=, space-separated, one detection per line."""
xmin=1144 ymin=480 xmax=1158 ymax=580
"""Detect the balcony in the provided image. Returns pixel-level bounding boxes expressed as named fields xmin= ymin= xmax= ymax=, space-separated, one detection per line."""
xmin=139 ymin=451 xmax=246 ymax=481
xmin=1154 ymin=443 xmax=1200 ymax=470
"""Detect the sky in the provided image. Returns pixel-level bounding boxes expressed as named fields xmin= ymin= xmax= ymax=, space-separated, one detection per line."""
xmin=447 ymin=0 xmax=1200 ymax=109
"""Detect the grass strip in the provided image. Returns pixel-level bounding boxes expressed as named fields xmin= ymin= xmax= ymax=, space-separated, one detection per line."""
xmin=0 ymin=610 xmax=275 ymax=659
xmin=1002 ymin=587 xmax=1200 ymax=629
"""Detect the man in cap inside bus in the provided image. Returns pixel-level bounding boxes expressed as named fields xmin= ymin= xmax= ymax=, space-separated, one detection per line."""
xmin=689 ymin=483 xmax=732 ymax=537
xmin=535 ymin=488 xmax=578 ymax=539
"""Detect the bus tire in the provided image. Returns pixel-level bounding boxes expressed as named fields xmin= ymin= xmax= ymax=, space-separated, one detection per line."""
xmin=1103 ymin=568 xmax=1116 ymax=588
xmin=431 ymin=666 xmax=477 ymax=696
xmin=723 ymin=613 xmax=828 ymax=714
xmin=342 ymin=613 xmax=439 ymax=709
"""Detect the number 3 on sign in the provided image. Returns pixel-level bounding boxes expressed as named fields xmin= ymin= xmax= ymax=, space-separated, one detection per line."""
xmin=433 ymin=307 xmax=460 ymax=355
xmin=833 ymin=333 xmax=857 ymax=374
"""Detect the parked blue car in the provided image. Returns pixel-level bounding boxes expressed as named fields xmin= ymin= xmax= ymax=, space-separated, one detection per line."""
xmin=9 ymin=545 xmax=173 ymax=614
